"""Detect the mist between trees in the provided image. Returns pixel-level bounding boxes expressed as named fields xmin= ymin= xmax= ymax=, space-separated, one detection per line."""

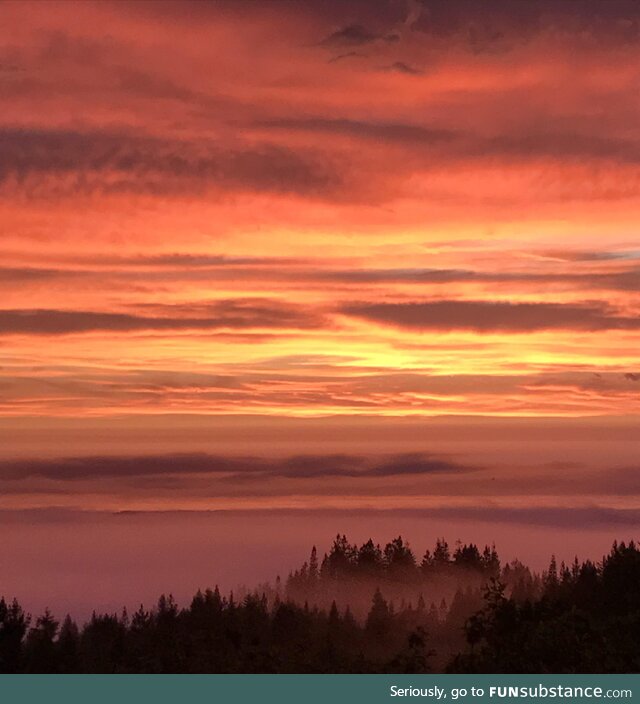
xmin=1 ymin=535 xmax=639 ymax=673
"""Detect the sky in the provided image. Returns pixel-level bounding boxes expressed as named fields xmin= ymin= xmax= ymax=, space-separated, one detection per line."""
xmin=1 ymin=0 xmax=639 ymax=614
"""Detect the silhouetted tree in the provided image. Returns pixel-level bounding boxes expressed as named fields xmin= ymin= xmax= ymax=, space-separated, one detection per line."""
xmin=25 ymin=609 xmax=58 ymax=673
xmin=0 ymin=597 xmax=29 ymax=673
xmin=384 ymin=536 xmax=416 ymax=577
xmin=57 ymin=615 xmax=80 ymax=673
xmin=365 ymin=588 xmax=392 ymax=639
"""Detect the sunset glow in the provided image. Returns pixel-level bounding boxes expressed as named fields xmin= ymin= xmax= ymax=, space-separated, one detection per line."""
xmin=1 ymin=2 xmax=639 ymax=615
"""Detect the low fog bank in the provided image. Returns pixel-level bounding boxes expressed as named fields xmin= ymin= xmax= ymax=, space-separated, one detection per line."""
xmin=0 ymin=508 xmax=632 ymax=622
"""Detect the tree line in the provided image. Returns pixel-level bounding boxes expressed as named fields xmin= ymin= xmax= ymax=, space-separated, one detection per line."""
xmin=1 ymin=536 xmax=638 ymax=672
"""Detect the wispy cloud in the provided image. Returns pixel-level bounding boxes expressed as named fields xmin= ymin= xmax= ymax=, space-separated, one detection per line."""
xmin=0 ymin=300 xmax=324 ymax=335
xmin=0 ymin=452 xmax=475 ymax=481
xmin=0 ymin=128 xmax=340 ymax=199
xmin=341 ymin=300 xmax=640 ymax=332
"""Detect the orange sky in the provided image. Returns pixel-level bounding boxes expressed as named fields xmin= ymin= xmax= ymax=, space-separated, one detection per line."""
xmin=1 ymin=1 xmax=639 ymax=530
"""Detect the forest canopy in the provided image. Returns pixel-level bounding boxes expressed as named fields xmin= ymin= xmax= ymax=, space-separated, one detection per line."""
xmin=1 ymin=536 xmax=639 ymax=673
